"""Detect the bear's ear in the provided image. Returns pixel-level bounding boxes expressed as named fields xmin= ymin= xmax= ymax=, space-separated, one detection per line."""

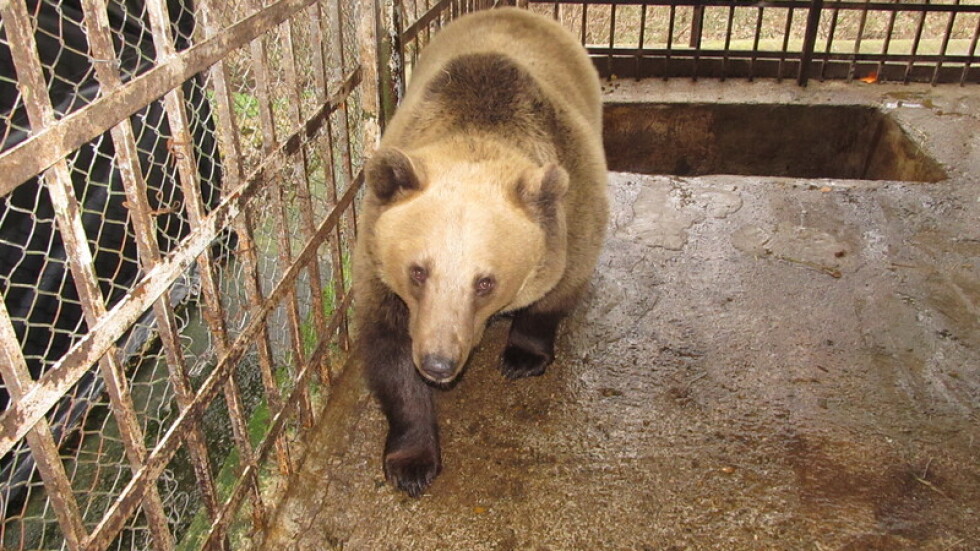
xmin=366 ymin=147 xmax=423 ymax=203
xmin=514 ymin=163 xmax=569 ymax=217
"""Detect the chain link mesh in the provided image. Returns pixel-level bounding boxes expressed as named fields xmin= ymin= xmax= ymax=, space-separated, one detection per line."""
xmin=2 ymin=0 xmax=363 ymax=548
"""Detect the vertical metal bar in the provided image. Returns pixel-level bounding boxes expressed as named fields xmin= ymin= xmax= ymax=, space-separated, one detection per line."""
xmin=778 ymin=3 xmax=796 ymax=82
xmin=391 ymin=0 xmax=407 ymax=103
xmin=931 ymin=0 xmax=959 ymax=85
xmin=0 ymin=2 xmax=110 ymax=548
xmin=635 ymin=4 xmax=647 ymax=80
xmin=580 ymin=2 xmax=587 ymax=45
xmin=240 ymin=0 xmax=317 ymax=434
xmin=75 ymin=1 xmax=179 ymax=548
xmin=798 ymin=0 xmax=825 ymax=86
xmin=749 ymin=6 xmax=764 ymax=81
xmin=145 ymin=0 xmax=269 ymax=541
xmin=197 ymin=0 xmax=294 ymax=481
xmin=904 ymin=0 xmax=929 ymax=83
xmin=607 ymin=3 xmax=616 ymax=77
xmin=285 ymin=14 xmax=332 ymax=389
xmin=878 ymin=0 xmax=899 ymax=81
xmin=665 ymin=4 xmax=676 ymax=81
xmin=690 ymin=2 xmax=704 ymax=48
xmin=960 ymin=14 xmax=980 ymax=85
xmin=317 ymin=0 xmax=355 ymax=358
xmin=849 ymin=0 xmax=871 ymax=81
xmin=821 ymin=0 xmax=840 ymax=81
xmin=722 ymin=2 xmax=736 ymax=82
xmin=691 ymin=3 xmax=703 ymax=80
xmin=0 ymin=306 xmax=87 ymax=550
xmin=331 ymin=0 xmax=359 ymax=350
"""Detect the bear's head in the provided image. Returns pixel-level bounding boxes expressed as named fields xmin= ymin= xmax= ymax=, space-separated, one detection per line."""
xmin=365 ymin=144 xmax=568 ymax=384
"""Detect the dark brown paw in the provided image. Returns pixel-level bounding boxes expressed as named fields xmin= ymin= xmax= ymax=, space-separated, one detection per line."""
xmin=500 ymin=345 xmax=552 ymax=380
xmin=384 ymin=446 xmax=441 ymax=498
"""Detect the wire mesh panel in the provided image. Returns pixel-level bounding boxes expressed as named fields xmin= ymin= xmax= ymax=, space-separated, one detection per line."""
xmin=0 ymin=0 xmax=368 ymax=549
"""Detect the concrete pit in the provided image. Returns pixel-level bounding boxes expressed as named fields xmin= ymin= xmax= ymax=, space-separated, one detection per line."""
xmin=258 ymin=81 xmax=980 ymax=550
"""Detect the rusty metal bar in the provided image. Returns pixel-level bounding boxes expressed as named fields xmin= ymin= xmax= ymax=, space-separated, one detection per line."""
xmin=308 ymin=1 xmax=355 ymax=371
xmin=848 ymin=0 xmax=871 ymax=81
xmin=665 ymin=4 xmax=674 ymax=80
xmin=797 ymin=0 xmax=824 ymax=86
xmin=820 ymin=0 xmax=840 ymax=80
xmin=722 ymin=1 xmax=737 ymax=81
xmin=75 ymin=1 xmax=181 ymax=547
xmin=607 ymin=3 xmax=616 ymax=76
xmin=245 ymin=2 xmax=316 ymax=430
xmin=329 ymin=0 xmax=360 ymax=353
xmin=0 ymin=68 xmax=362 ymax=460
xmin=284 ymin=13 xmax=332 ymax=387
xmin=200 ymin=0 xmax=294 ymax=480
xmin=749 ymin=5 xmax=764 ymax=80
xmin=777 ymin=1 xmax=796 ymax=81
xmin=961 ymin=13 xmax=980 ymax=85
xmin=0 ymin=304 xmax=87 ymax=550
xmin=0 ymin=0 xmax=319 ymax=198
xmin=903 ymin=0 xmax=929 ymax=83
xmin=143 ymin=0 xmax=267 ymax=544
xmin=877 ymin=0 xmax=899 ymax=80
xmin=931 ymin=0 xmax=959 ymax=86
xmin=82 ymin=171 xmax=362 ymax=550
xmin=635 ymin=4 xmax=646 ymax=79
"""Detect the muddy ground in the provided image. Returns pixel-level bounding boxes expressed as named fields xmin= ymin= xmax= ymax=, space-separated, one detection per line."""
xmin=258 ymin=82 xmax=980 ymax=550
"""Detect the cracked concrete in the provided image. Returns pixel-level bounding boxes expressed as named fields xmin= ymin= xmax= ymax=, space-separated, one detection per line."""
xmin=257 ymin=81 xmax=979 ymax=550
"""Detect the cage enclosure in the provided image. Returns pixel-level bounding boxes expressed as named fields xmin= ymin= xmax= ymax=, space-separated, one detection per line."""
xmin=1 ymin=0 xmax=979 ymax=550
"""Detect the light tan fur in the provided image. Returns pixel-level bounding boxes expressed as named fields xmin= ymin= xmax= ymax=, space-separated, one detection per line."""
xmin=355 ymin=7 xmax=608 ymax=382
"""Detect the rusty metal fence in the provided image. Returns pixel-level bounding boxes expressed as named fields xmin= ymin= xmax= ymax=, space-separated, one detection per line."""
xmin=0 ymin=0 xmax=374 ymax=548
xmin=390 ymin=0 xmax=980 ymax=85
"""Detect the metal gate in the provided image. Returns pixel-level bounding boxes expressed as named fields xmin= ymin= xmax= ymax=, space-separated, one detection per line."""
xmin=0 ymin=0 xmax=371 ymax=548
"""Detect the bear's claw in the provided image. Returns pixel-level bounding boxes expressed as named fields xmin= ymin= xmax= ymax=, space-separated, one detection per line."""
xmin=384 ymin=446 xmax=441 ymax=498
xmin=500 ymin=345 xmax=552 ymax=380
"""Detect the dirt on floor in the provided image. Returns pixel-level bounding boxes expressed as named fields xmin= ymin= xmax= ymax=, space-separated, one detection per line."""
xmin=257 ymin=81 xmax=980 ymax=551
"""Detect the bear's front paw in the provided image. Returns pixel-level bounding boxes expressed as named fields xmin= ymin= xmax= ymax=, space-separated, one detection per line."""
xmin=500 ymin=345 xmax=553 ymax=380
xmin=384 ymin=445 xmax=442 ymax=498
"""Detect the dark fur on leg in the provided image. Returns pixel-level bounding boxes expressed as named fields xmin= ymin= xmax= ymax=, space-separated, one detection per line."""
xmin=361 ymin=291 xmax=441 ymax=497
xmin=500 ymin=309 xmax=564 ymax=380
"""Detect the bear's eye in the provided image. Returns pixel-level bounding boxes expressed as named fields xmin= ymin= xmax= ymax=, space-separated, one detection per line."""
xmin=475 ymin=276 xmax=496 ymax=296
xmin=409 ymin=265 xmax=427 ymax=286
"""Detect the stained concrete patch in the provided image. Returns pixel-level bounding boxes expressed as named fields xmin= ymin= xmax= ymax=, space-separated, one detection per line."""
xmin=257 ymin=82 xmax=980 ymax=551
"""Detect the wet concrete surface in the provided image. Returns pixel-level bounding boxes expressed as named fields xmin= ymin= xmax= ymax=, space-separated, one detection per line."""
xmin=258 ymin=81 xmax=980 ymax=550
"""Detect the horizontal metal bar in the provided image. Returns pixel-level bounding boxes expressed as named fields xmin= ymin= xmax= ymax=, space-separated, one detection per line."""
xmin=525 ymin=0 xmax=980 ymax=12
xmin=587 ymin=46 xmax=979 ymax=65
xmin=0 ymin=0 xmax=319 ymax=198
xmin=82 ymin=171 xmax=362 ymax=550
xmin=0 ymin=68 xmax=361 ymax=458
xmin=596 ymin=52 xmax=979 ymax=82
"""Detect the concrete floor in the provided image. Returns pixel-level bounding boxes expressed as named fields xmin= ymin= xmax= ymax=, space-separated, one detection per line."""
xmin=258 ymin=81 xmax=980 ymax=550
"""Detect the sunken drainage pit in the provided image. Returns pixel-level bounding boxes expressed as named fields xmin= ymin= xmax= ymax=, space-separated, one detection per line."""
xmin=603 ymin=103 xmax=947 ymax=183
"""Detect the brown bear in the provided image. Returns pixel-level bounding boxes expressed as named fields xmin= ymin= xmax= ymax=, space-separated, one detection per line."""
xmin=353 ymin=7 xmax=608 ymax=497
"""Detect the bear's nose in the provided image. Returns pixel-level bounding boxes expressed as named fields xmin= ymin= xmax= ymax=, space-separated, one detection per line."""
xmin=420 ymin=354 xmax=456 ymax=381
